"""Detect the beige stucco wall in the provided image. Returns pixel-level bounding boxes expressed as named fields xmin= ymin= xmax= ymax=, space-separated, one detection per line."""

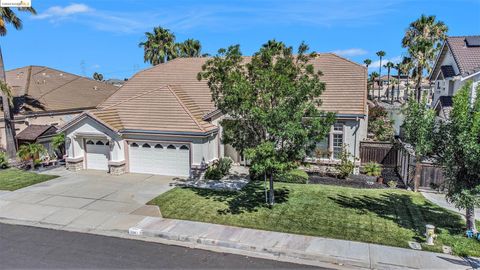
xmin=0 ymin=113 xmax=79 ymax=149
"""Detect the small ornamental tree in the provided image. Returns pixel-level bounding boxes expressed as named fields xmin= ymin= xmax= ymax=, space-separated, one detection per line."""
xmin=198 ymin=40 xmax=335 ymax=206
xmin=401 ymin=96 xmax=435 ymax=190
xmin=435 ymin=81 xmax=480 ymax=232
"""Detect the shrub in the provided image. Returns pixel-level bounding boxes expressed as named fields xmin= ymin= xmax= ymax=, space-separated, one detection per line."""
xmin=337 ymin=146 xmax=355 ymax=179
xmin=276 ymin=169 xmax=308 ymax=184
xmin=205 ymin=166 xmax=222 ymax=180
xmin=0 ymin=151 xmax=8 ymax=169
xmin=364 ymin=162 xmax=382 ymax=176
xmin=217 ymin=157 xmax=233 ymax=176
xmin=387 ymin=180 xmax=397 ymax=188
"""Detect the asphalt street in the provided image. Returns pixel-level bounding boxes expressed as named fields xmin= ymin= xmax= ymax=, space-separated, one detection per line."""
xmin=0 ymin=223 xmax=322 ymax=269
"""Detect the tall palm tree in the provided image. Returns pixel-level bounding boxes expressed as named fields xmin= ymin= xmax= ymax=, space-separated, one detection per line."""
xmin=376 ymin=51 xmax=386 ymax=100
xmin=178 ymin=39 xmax=202 ymax=57
xmin=139 ymin=26 xmax=177 ymax=65
xmin=384 ymin=61 xmax=395 ymax=103
xmin=394 ymin=63 xmax=401 ymax=102
xmin=1 ymin=6 xmax=37 ymax=159
xmin=402 ymin=15 xmax=448 ymax=102
xmin=363 ymin=59 xmax=372 ymax=69
xmin=368 ymin=72 xmax=379 ymax=100
xmin=400 ymin=57 xmax=414 ymax=99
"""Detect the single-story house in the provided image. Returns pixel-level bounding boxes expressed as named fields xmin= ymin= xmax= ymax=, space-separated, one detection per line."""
xmin=60 ymin=54 xmax=368 ymax=177
xmin=2 ymin=65 xmax=120 ymax=153
xmin=430 ymin=35 xmax=480 ymax=117
xmin=16 ymin=124 xmax=58 ymax=155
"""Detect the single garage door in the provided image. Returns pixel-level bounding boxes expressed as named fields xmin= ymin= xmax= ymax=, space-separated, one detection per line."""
xmin=129 ymin=142 xmax=190 ymax=177
xmin=85 ymin=139 xmax=109 ymax=171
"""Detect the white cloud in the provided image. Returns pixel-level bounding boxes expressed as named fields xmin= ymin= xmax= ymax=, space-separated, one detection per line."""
xmin=369 ymin=56 xmax=402 ymax=69
xmin=35 ymin=3 xmax=92 ymax=20
xmin=332 ymin=48 xmax=368 ymax=57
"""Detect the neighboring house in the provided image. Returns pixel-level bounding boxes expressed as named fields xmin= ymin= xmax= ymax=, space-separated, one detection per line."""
xmin=2 ymin=65 xmax=120 ymax=152
xmin=373 ymin=75 xmax=429 ymax=102
xmin=60 ymin=54 xmax=368 ymax=177
xmin=430 ymin=35 xmax=480 ymax=117
xmin=15 ymin=125 xmax=58 ymax=155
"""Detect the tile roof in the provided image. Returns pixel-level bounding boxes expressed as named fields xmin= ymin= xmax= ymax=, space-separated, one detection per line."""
xmin=95 ymin=54 xmax=366 ymax=134
xmin=16 ymin=124 xmax=57 ymax=141
xmin=440 ymin=65 xmax=456 ymax=78
xmin=446 ymin=36 xmax=480 ymax=76
xmin=5 ymin=66 xmax=120 ymax=113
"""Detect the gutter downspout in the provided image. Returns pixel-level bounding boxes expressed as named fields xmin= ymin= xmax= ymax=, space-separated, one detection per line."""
xmin=353 ymin=116 xmax=360 ymax=173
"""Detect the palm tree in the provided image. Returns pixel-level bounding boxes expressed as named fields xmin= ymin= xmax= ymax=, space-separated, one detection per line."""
xmin=139 ymin=26 xmax=177 ymax=65
xmin=178 ymin=39 xmax=202 ymax=57
xmin=384 ymin=61 xmax=395 ymax=103
xmin=400 ymin=57 xmax=414 ymax=99
xmin=52 ymin=132 xmax=65 ymax=158
xmin=402 ymin=15 xmax=448 ymax=102
xmin=368 ymin=72 xmax=379 ymax=100
xmin=17 ymin=143 xmax=46 ymax=170
xmin=376 ymin=51 xmax=386 ymax=100
xmin=363 ymin=59 xmax=372 ymax=69
xmin=394 ymin=63 xmax=401 ymax=102
xmin=0 ymin=6 xmax=37 ymax=159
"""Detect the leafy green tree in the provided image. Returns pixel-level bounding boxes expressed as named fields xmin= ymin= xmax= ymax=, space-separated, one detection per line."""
xmin=435 ymin=81 xmax=480 ymax=231
xmin=401 ymin=97 xmax=436 ymax=191
xmin=199 ymin=40 xmax=335 ymax=206
xmin=376 ymin=51 xmax=386 ymax=100
xmin=402 ymin=15 xmax=448 ymax=101
xmin=139 ymin=26 xmax=177 ymax=65
xmin=1 ymin=6 xmax=37 ymax=159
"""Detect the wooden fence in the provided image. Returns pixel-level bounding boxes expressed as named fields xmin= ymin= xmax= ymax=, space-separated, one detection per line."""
xmin=359 ymin=141 xmax=397 ymax=167
xmin=360 ymin=140 xmax=445 ymax=189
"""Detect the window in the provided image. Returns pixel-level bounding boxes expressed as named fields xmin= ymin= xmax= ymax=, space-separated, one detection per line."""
xmin=95 ymin=141 xmax=104 ymax=145
xmin=167 ymin=145 xmax=176 ymax=149
xmin=130 ymin=142 xmax=139 ymax=147
xmin=333 ymin=122 xmax=344 ymax=132
xmin=313 ymin=136 xmax=330 ymax=159
xmin=105 ymin=141 xmax=110 ymax=146
xmin=142 ymin=143 xmax=151 ymax=148
xmin=333 ymin=134 xmax=343 ymax=159
xmin=154 ymin=144 xmax=163 ymax=149
xmin=86 ymin=140 xmax=94 ymax=145
xmin=180 ymin=145 xmax=189 ymax=150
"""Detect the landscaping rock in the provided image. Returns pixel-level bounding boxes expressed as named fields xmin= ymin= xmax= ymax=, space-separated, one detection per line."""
xmin=182 ymin=179 xmax=249 ymax=191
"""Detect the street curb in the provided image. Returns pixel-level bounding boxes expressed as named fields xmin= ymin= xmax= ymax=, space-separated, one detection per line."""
xmin=131 ymin=226 xmax=369 ymax=269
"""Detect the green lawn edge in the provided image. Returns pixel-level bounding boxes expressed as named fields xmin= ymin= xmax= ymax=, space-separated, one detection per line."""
xmin=0 ymin=168 xmax=59 ymax=191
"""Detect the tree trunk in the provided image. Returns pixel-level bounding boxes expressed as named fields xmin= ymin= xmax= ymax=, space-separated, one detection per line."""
xmin=414 ymin=160 xmax=421 ymax=192
xmin=268 ymin=173 xmax=275 ymax=207
xmin=0 ymin=46 xmax=17 ymax=159
xmin=386 ymin=72 xmax=390 ymax=102
xmin=406 ymin=76 xmax=410 ymax=100
xmin=378 ymin=60 xmax=382 ymax=101
xmin=466 ymin=207 xmax=477 ymax=232
xmin=396 ymin=73 xmax=400 ymax=102
xmin=416 ymin=66 xmax=422 ymax=102
xmin=264 ymin=172 xmax=268 ymax=204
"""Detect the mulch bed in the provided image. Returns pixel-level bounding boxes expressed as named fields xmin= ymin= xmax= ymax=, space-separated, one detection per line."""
xmin=308 ymin=173 xmax=386 ymax=189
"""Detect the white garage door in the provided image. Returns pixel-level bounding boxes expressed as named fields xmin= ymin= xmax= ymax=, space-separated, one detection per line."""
xmin=129 ymin=142 xmax=190 ymax=177
xmin=85 ymin=139 xmax=109 ymax=171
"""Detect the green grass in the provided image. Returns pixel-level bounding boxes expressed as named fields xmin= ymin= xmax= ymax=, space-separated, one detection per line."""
xmin=0 ymin=168 xmax=58 ymax=191
xmin=150 ymin=182 xmax=480 ymax=257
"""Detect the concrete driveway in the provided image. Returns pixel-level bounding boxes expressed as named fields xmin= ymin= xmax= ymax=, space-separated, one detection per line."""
xmin=0 ymin=168 xmax=177 ymax=230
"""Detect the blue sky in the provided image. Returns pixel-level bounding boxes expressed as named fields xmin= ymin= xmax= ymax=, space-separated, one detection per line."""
xmin=2 ymin=0 xmax=480 ymax=79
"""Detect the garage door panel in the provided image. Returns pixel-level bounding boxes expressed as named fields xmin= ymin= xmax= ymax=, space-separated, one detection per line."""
xmin=85 ymin=140 xmax=109 ymax=171
xmin=129 ymin=142 xmax=190 ymax=177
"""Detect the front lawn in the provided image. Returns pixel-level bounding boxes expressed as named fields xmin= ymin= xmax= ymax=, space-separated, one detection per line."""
xmin=150 ymin=182 xmax=480 ymax=257
xmin=0 ymin=168 xmax=58 ymax=191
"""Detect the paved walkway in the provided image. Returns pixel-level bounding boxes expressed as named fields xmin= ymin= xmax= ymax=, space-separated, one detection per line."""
xmin=421 ymin=191 xmax=480 ymax=220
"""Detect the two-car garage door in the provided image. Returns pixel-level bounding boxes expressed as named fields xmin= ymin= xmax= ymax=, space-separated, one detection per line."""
xmin=128 ymin=142 xmax=190 ymax=177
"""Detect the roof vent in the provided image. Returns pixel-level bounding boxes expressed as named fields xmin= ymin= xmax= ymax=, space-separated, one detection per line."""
xmin=42 ymin=72 xmax=47 ymax=76
xmin=93 ymin=86 xmax=98 ymax=90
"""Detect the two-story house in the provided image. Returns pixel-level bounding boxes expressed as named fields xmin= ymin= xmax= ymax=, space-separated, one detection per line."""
xmin=430 ymin=35 xmax=480 ymax=118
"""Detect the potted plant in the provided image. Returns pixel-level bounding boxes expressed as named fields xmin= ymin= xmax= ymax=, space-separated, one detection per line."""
xmin=363 ymin=162 xmax=382 ymax=184
xmin=17 ymin=143 xmax=47 ymax=170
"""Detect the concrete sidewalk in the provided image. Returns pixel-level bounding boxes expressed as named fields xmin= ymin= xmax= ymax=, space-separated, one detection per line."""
xmin=422 ymin=191 xmax=480 ymax=220
xmin=130 ymin=217 xmax=480 ymax=270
